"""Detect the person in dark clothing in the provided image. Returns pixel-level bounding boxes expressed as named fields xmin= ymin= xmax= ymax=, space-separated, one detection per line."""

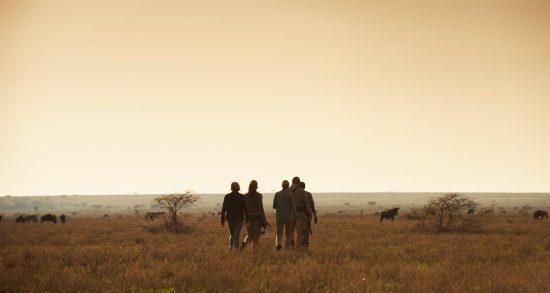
xmin=300 ymin=181 xmax=317 ymax=225
xmin=221 ymin=182 xmax=248 ymax=249
xmin=290 ymin=176 xmax=311 ymax=248
xmin=241 ymin=180 xmax=268 ymax=250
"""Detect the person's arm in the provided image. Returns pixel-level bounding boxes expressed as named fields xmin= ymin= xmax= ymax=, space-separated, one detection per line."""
xmin=309 ymin=193 xmax=316 ymax=216
xmin=221 ymin=196 xmax=227 ymax=225
xmin=310 ymin=193 xmax=318 ymax=223
xmin=303 ymin=194 xmax=312 ymax=220
xmin=273 ymin=193 xmax=277 ymax=209
xmin=259 ymin=194 xmax=267 ymax=225
xmin=243 ymin=197 xmax=249 ymax=223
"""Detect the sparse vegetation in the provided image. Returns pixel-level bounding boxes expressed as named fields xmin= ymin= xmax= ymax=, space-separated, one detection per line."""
xmin=1 ymin=214 xmax=550 ymax=292
xmin=519 ymin=204 xmax=532 ymax=215
xmin=154 ymin=192 xmax=199 ymax=232
xmin=1 ymin=193 xmax=549 ymax=291
xmin=418 ymin=193 xmax=494 ymax=233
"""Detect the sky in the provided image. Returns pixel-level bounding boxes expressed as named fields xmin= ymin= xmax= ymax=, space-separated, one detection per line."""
xmin=1 ymin=0 xmax=549 ymax=195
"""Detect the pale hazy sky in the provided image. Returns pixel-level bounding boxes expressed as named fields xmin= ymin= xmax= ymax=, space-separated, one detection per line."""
xmin=1 ymin=0 xmax=549 ymax=195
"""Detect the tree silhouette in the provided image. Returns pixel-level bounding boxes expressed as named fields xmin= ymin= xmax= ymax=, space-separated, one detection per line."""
xmin=154 ymin=192 xmax=199 ymax=229
xmin=420 ymin=193 xmax=493 ymax=233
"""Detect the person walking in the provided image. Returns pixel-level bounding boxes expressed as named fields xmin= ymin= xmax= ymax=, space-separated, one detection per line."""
xmin=300 ymin=181 xmax=317 ymax=227
xmin=289 ymin=176 xmax=312 ymax=248
xmin=221 ymin=182 xmax=248 ymax=250
xmin=241 ymin=180 xmax=268 ymax=250
xmin=273 ymin=180 xmax=298 ymax=250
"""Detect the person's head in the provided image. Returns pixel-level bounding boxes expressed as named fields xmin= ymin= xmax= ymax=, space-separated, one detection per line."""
xmin=292 ymin=176 xmax=300 ymax=184
xmin=230 ymin=182 xmax=240 ymax=192
xmin=248 ymin=180 xmax=258 ymax=193
xmin=299 ymin=182 xmax=306 ymax=189
xmin=282 ymin=180 xmax=289 ymax=189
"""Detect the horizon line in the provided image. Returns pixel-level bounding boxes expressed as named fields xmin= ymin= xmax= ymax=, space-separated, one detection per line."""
xmin=4 ymin=191 xmax=550 ymax=197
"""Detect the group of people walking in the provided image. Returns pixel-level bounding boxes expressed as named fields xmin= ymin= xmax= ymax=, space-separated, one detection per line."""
xmin=220 ymin=176 xmax=317 ymax=250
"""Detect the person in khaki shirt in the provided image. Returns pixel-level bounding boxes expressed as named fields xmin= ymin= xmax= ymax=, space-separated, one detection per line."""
xmin=300 ymin=181 xmax=317 ymax=228
xmin=289 ymin=176 xmax=312 ymax=248
xmin=241 ymin=180 xmax=267 ymax=250
xmin=273 ymin=180 xmax=298 ymax=250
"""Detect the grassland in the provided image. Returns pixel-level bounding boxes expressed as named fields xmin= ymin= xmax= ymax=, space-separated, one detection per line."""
xmin=1 ymin=213 xmax=550 ymax=292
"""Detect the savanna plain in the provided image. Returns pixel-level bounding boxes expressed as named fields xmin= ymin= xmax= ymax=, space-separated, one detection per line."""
xmin=1 ymin=204 xmax=550 ymax=293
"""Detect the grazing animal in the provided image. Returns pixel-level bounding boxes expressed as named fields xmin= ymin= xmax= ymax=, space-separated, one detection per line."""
xmin=41 ymin=214 xmax=57 ymax=223
xmin=0 ymin=215 xmax=3 ymax=222
xmin=60 ymin=214 xmax=66 ymax=223
xmin=533 ymin=210 xmax=548 ymax=220
xmin=468 ymin=208 xmax=475 ymax=215
xmin=380 ymin=208 xmax=400 ymax=222
xmin=144 ymin=212 xmax=166 ymax=221
xmin=16 ymin=215 xmax=26 ymax=223
xmin=25 ymin=215 xmax=38 ymax=223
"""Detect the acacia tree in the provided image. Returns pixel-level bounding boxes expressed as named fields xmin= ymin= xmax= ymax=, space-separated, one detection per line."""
xmin=154 ymin=192 xmax=199 ymax=229
xmin=420 ymin=193 xmax=493 ymax=233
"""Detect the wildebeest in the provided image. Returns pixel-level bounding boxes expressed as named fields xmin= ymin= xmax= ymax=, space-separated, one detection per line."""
xmin=468 ymin=208 xmax=475 ymax=215
xmin=533 ymin=210 xmax=548 ymax=220
xmin=25 ymin=215 xmax=38 ymax=223
xmin=60 ymin=214 xmax=66 ymax=223
xmin=16 ymin=215 xmax=26 ymax=223
xmin=41 ymin=214 xmax=57 ymax=223
xmin=145 ymin=212 xmax=166 ymax=221
xmin=380 ymin=208 xmax=400 ymax=222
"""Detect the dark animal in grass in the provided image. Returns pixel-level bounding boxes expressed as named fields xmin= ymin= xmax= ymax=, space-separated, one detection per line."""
xmin=16 ymin=215 xmax=26 ymax=223
xmin=25 ymin=215 xmax=38 ymax=223
xmin=468 ymin=208 xmax=475 ymax=215
xmin=0 ymin=215 xmax=2 ymax=222
xmin=60 ymin=214 xmax=66 ymax=223
xmin=380 ymin=208 xmax=400 ymax=222
xmin=41 ymin=214 xmax=57 ymax=223
xmin=533 ymin=210 xmax=548 ymax=220
xmin=144 ymin=212 xmax=166 ymax=221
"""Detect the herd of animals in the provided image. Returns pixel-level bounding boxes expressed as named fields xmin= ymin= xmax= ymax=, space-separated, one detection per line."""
xmin=0 ymin=209 xmax=548 ymax=224
xmin=376 ymin=208 xmax=548 ymax=222
xmin=0 ymin=213 xmax=67 ymax=224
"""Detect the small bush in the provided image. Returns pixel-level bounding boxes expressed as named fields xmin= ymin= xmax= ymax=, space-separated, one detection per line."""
xmin=141 ymin=215 xmax=195 ymax=234
xmin=519 ymin=205 xmax=532 ymax=215
xmin=417 ymin=193 xmax=494 ymax=233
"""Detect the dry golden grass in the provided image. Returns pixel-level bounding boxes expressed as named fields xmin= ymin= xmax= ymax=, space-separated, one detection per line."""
xmin=1 ymin=214 xmax=550 ymax=292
